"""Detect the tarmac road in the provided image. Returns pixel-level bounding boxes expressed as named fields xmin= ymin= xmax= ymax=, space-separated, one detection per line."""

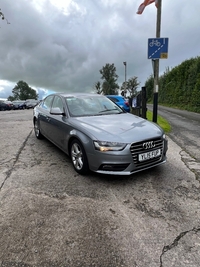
xmin=149 ymin=104 xmax=200 ymax=180
xmin=0 ymin=109 xmax=200 ymax=267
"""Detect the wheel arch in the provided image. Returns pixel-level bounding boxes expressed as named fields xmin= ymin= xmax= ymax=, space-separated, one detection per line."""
xmin=67 ymin=130 xmax=94 ymax=158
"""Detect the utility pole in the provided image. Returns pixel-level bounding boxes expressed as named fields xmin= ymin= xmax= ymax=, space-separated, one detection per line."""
xmin=152 ymin=0 xmax=162 ymax=123
xmin=123 ymin=62 xmax=127 ymax=97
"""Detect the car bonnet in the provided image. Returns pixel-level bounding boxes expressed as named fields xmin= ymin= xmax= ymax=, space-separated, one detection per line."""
xmin=70 ymin=113 xmax=163 ymax=143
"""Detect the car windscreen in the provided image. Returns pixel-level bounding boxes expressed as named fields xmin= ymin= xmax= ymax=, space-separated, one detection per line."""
xmin=65 ymin=96 xmax=124 ymax=117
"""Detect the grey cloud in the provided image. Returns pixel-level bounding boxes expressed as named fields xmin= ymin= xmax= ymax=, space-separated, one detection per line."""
xmin=0 ymin=0 xmax=200 ymax=98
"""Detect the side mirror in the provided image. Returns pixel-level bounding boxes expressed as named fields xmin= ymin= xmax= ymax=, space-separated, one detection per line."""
xmin=50 ymin=107 xmax=65 ymax=115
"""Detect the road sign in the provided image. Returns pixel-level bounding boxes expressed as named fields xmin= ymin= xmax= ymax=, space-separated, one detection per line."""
xmin=148 ymin=38 xmax=169 ymax=59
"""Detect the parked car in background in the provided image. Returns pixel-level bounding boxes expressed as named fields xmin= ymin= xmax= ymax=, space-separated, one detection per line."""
xmin=18 ymin=101 xmax=27 ymax=109
xmin=25 ymin=99 xmax=39 ymax=109
xmin=106 ymin=95 xmax=130 ymax=112
xmin=0 ymin=100 xmax=8 ymax=111
xmin=12 ymin=100 xmax=26 ymax=110
xmin=0 ymin=100 xmax=14 ymax=111
xmin=33 ymin=93 xmax=168 ymax=176
xmin=5 ymin=101 xmax=14 ymax=110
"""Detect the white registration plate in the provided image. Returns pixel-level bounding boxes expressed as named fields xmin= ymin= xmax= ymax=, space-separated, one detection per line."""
xmin=138 ymin=149 xmax=161 ymax=162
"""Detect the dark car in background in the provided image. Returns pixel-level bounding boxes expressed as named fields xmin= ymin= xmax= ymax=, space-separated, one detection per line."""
xmin=33 ymin=93 xmax=168 ymax=176
xmin=0 ymin=100 xmax=14 ymax=111
xmin=0 ymin=100 xmax=8 ymax=111
xmin=106 ymin=95 xmax=130 ymax=112
xmin=13 ymin=100 xmax=26 ymax=110
xmin=25 ymin=99 xmax=39 ymax=109
xmin=4 ymin=101 xmax=14 ymax=110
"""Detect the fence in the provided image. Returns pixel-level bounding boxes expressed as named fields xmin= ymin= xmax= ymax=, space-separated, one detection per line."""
xmin=129 ymin=87 xmax=147 ymax=119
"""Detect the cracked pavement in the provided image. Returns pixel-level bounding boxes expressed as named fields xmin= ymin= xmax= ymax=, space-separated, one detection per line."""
xmin=0 ymin=109 xmax=200 ymax=267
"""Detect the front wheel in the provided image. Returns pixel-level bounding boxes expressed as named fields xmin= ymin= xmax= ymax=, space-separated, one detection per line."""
xmin=70 ymin=139 xmax=89 ymax=175
xmin=34 ymin=118 xmax=43 ymax=139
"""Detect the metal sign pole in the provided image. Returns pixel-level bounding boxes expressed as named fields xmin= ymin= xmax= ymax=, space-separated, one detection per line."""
xmin=153 ymin=0 xmax=162 ymax=123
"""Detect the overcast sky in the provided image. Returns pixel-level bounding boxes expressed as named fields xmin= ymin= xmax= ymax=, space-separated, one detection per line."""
xmin=0 ymin=0 xmax=199 ymax=99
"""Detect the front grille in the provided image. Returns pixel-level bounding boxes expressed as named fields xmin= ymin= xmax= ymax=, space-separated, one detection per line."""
xmin=130 ymin=138 xmax=164 ymax=168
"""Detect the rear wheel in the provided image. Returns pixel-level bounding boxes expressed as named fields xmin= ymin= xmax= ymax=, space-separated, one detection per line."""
xmin=34 ymin=119 xmax=43 ymax=139
xmin=70 ymin=139 xmax=89 ymax=175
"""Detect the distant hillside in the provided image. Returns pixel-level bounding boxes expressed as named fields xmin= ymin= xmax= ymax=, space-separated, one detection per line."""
xmin=145 ymin=56 xmax=200 ymax=113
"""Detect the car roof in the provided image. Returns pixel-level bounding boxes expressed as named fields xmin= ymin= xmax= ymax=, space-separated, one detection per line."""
xmin=46 ymin=92 xmax=104 ymax=98
xmin=106 ymin=95 xmax=124 ymax=99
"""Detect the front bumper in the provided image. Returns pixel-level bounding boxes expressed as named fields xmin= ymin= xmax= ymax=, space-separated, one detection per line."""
xmin=87 ymin=138 xmax=168 ymax=176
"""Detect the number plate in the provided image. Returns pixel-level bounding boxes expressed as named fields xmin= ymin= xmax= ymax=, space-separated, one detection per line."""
xmin=138 ymin=149 xmax=161 ymax=162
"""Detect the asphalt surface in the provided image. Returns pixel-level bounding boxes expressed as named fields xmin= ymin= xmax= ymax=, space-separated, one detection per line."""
xmin=0 ymin=109 xmax=200 ymax=267
xmin=149 ymin=104 xmax=200 ymax=180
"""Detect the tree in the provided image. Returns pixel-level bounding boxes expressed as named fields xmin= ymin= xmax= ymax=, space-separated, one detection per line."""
xmin=145 ymin=75 xmax=154 ymax=102
xmin=99 ymin=63 xmax=119 ymax=95
xmin=8 ymin=81 xmax=38 ymax=101
xmin=94 ymin=81 xmax=102 ymax=94
xmin=144 ymin=56 xmax=200 ymax=112
xmin=191 ymin=73 xmax=200 ymax=112
xmin=121 ymin=76 xmax=140 ymax=98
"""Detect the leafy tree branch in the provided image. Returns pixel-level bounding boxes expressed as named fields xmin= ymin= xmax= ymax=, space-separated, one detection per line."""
xmin=0 ymin=8 xmax=10 ymax=24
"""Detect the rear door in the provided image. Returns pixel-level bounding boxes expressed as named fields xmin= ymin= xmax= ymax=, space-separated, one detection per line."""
xmin=48 ymin=96 xmax=68 ymax=149
xmin=38 ymin=95 xmax=54 ymax=138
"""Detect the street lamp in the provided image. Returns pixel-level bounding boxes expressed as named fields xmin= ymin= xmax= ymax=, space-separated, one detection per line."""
xmin=123 ymin=62 xmax=127 ymax=97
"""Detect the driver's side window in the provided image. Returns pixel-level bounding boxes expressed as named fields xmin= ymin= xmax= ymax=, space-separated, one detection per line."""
xmin=51 ymin=96 xmax=64 ymax=111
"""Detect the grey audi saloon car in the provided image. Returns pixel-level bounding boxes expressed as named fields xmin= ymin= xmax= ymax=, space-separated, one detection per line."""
xmin=33 ymin=93 xmax=168 ymax=175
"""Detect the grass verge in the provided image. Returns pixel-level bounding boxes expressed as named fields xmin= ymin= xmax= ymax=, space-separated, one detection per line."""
xmin=146 ymin=110 xmax=171 ymax=133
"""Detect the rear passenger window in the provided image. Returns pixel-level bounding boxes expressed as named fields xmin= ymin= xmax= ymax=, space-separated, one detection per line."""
xmin=42 ymin=95 xmax=54 ymax=111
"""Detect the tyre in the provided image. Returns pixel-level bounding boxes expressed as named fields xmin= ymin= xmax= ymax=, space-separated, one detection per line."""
xmin=34 ymin=119 xmax=43 ymax=139
xmin=70 ymin=139 xmax=89 ymax=175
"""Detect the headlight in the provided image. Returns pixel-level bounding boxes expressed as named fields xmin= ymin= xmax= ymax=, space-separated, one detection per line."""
xmin=94 ymin=141 xmax=127 ymax=152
